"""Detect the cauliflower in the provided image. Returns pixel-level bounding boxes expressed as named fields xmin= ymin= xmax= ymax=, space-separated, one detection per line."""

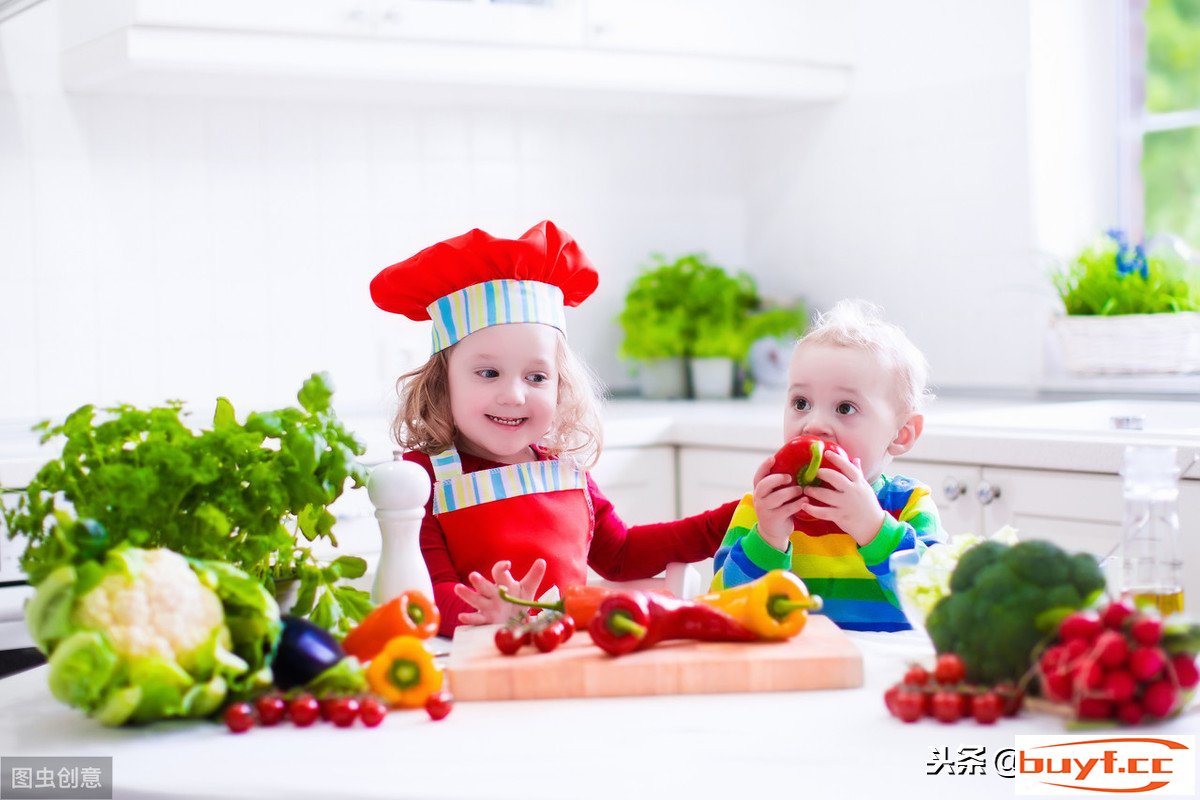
xmin=25 ymin=546 xmax=281 ymax=726
xmin=74 ymin=549 xmax=225 ymax=670
xmin=895 ymin=526 xmax=1019 ymax=622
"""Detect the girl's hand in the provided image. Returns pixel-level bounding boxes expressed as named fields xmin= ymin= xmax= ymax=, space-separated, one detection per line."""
xmin=454 ymin=558 xmax=548 ymax=626
xmin=796 ymin=449 xmax=885 ymax=546
xmin=751 ymin=455 xmax=805 ymax=552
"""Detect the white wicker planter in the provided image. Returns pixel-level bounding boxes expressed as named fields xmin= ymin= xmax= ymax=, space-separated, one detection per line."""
xmin=1053 ymin=312 xmax=1200 ymax=375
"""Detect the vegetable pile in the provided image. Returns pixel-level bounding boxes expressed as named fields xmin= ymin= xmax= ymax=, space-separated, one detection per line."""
xmin=1 ymin=373 xmax=372 ymax=635
xmin=25 ymin=546 xmax=280 ymax=726
xmin=926 ymin=539 xmax=1106 ymax=685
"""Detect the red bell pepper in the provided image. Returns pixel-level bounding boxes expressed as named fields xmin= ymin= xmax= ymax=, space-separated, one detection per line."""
xmin=769 ymin=435 xmax=847 ymax=536
xmin=587 ymin=591 xmax=758 ymax=656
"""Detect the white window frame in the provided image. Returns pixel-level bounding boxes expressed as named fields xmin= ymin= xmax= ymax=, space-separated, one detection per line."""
xmin=1120 ymin=0 xmax=1200 ymax=240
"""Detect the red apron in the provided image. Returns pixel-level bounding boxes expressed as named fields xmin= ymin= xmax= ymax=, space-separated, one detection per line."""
xmin=429 ymin=447 xmax=592 ymax=598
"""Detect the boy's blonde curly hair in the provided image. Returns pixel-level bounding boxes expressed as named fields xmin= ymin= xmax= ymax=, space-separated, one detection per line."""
xmin=799 ymin=299 xmax=933 ymax=415
xmin=393 ymin=330 xmax=604 ymax=469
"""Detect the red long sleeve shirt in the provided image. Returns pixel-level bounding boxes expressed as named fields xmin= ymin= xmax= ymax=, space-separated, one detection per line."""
xmin=403 ymin=449 xmax=738 ymax=636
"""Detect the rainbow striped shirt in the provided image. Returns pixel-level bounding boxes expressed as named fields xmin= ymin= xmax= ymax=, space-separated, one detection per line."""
xmin=710 ymin=474 xmax=945 ymax=632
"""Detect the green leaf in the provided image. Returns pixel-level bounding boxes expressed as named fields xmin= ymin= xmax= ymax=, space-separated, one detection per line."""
xmin=213 ymin=397 xmax=237 ymax=429
xmin=329 ymin=555 xmax=367 ymax=580
xmin=298 ymin=372 xmax=334 ymax=414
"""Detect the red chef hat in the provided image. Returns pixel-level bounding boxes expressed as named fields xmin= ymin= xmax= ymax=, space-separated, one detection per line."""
xmin=370 ymin=220 xmax=599 ymax=353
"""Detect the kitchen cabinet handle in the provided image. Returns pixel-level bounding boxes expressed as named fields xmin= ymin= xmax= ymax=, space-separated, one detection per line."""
xmin=976 ymin=481 xmax=1001 ymax=506
xmin=942 ymin=477 xmax=967 ymax=502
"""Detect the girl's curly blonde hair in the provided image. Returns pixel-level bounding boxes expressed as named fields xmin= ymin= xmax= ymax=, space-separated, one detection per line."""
xmin=392 ymin=330 xmax=604 ymax=469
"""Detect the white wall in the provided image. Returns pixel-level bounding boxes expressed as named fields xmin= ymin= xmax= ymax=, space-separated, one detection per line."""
xmin=0 ymin=0 xmax=1128 ymax=431
xmin=0 ymin=1 xmax=748 ymax=428
xmin=743 ymin=0 xmax=1121 ymax=393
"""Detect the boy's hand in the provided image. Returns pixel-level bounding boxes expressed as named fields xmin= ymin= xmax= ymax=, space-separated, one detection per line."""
xmin=751 ymin=455 xmax=805 ymax=552
xmin=797 ymin=449 xmax=885 ymax=546
xmin=454 ymin=558 xmax=547 ymax=626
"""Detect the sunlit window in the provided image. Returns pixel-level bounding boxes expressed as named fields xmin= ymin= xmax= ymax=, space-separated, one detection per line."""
xmin=1138 ymin=0 xmax=1200 ymax=248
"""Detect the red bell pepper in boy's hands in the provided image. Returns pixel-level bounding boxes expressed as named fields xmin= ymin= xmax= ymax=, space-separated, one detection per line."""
xmin=588 ymin=592 xmax=758 ymax=656
xmin=769 ymin=435 xmax=847 ymax=536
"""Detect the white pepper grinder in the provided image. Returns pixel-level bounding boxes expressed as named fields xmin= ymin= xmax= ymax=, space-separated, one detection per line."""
xmin=367 ymin=450 xmax=433 ymax=604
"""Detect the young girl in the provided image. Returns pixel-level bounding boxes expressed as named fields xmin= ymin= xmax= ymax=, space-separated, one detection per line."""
xmin=370 ymin=221 xmax=738 ymax=636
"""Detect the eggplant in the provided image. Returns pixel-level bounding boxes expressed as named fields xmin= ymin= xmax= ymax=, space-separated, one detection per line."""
xmin=271 ymin=615 xmax=345 ymax=690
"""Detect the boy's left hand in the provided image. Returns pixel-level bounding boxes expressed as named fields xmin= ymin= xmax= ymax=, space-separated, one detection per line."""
xmin=796 ymin=449 xmax=885 ymax=547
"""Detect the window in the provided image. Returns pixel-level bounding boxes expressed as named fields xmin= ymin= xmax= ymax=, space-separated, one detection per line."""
xmin=1132 ymin=0 xmax=1200 ymax=248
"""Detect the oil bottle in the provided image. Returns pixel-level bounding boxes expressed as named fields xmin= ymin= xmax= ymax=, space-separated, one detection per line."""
xmin=1119 ymin=445 xmax=1184 ymax=615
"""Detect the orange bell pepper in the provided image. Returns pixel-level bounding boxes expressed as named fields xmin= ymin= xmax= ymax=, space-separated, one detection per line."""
xmin=365 ymin=635 xmax=444 ymax=708
xmin=343 ymin=590 xmax=440 ymax=662
xmin=695 ymin=570 xmax=822 ymax=640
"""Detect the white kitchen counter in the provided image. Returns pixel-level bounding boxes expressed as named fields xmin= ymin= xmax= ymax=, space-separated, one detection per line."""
xmin=1 ymin=630 xmax=1194 ymax=800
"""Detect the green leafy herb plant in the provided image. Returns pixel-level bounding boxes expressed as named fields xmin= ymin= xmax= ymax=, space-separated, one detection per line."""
xmin=1 ymin=373 xmax=374 ymax=635
xmin=618 ymin=253 xmax=760 ymax=360
xmin=1052 ymin=230 xmax=1200 ymax=315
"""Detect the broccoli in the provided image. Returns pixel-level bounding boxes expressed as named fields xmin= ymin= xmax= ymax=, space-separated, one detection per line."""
xmin=25 ymin=546 xmax=281 ymax=725
xmin=926 ymin=539 xmax=1105 ymax=685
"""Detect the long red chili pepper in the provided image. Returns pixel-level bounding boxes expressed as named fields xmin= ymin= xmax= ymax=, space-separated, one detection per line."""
xmin=588 ymin=592 xmax=758 ymax=656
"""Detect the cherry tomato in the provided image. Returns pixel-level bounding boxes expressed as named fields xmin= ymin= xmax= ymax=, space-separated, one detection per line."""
xmin=884 ymin=684 xmax=902 ymax=716
xmin=933 ymin=653 xmax=966 ymax=685
xmin=533 ymin=621 xmax=565 ymax=653
xmin=559 ymin=614 xmax=576 ymax=643
xmin=254 ymin=694 xmax=286 ymax=726
xmin=931 ymin=690 xmax=964 ymax=723
xmin=894 ymin=688 xmax=925 ymax=723
xmin=971 ymin=692 xmax=1003 ymax=724
xmin=994 ymin=681 xmax=1024 ymax=716
xmin=287 ymin=694 xmax=320 ymax=727
xmin=425 ymin=691 xmax=454 ymax=721
xmin=902 ymin=665 xmax=930 ymax=687
xmin=319 ymin=697 xmax=340 ymax=722
xmin=494 ymin=626 xmax=523 ymax=656
xmin=327 ymin=696 xmax=361 ymax=728
xmin=359 ymin=696 xmax=388 ymax=728
xmin=224 ymin=702 xmax=255 ymax=734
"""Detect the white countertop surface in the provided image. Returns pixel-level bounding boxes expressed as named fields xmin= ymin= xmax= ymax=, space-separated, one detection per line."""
xmin=1 ymin=629 xmax=1194 ymax=800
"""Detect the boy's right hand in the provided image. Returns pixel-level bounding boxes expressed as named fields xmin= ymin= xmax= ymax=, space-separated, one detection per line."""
xmin=751 ymin=455 xmax=805 ymax=552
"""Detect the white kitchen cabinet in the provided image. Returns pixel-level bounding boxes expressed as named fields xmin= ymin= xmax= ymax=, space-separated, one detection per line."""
xmin=585 ymin=0 xmax=854 ymax=64
xmin=896 ymin=457 xmax=1200 ymax=611
xmin=56 ymin=0 xmax=852 ymax=107
xmin=678 ymin=446 xmax=761 ymax=517
xmin=589 ymin=445 xmax=676 ymax=526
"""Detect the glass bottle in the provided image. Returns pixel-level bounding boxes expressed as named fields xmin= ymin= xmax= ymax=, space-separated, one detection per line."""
xmin=1119 ymin=445 xmax=1184 ymax=615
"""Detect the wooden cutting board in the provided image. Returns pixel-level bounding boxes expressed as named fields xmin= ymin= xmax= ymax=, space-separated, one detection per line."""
xmin=446 ymin=615 xmax=863 ymax=701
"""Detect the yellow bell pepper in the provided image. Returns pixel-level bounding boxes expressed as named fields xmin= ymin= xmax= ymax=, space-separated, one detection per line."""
xmin=366 ymin=635 xmax=444 ymax=708
xmin=695 ymin=570 xmax=822 ymax=640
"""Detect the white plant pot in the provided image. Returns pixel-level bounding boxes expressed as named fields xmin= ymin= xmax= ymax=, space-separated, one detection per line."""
xmin=637 ymin=358 xmax=687 ymax=399
xmin=1053 ymin=312 xmax=1200 ymax=375
xmin=689 ymin=357 xmax=736 ymax=399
